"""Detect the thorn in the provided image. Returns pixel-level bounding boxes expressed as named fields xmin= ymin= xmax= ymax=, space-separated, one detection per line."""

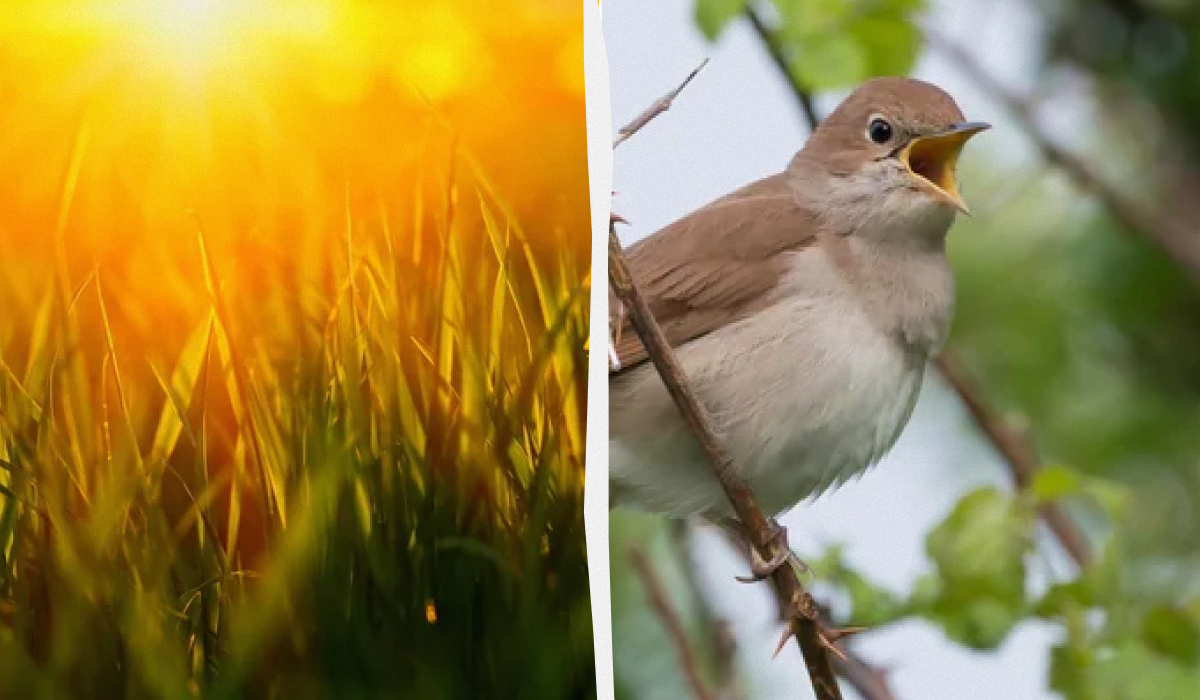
xmin=772 ymin=623 xmax=795 ymax=659
xmin=818 ymin=632 xmax=849 ymax=663
xmin=822 ymin=625 xmax=868 ymax=644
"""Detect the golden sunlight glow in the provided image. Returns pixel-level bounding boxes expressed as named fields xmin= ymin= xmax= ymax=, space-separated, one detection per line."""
xmin=7 ymin=0 xmax=338 ymax=83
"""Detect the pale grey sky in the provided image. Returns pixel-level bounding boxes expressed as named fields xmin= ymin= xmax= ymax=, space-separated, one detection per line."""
xmin=603 ymin=1 xmax=1064 ymax=698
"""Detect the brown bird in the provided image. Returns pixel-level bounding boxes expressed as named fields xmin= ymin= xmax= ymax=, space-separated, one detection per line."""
xmin=609 ymin=76 xmax=988 ymax=577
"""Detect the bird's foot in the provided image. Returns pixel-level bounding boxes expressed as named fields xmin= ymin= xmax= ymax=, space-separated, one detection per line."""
xmin=724 ymin=518 xmax=809 ymax=583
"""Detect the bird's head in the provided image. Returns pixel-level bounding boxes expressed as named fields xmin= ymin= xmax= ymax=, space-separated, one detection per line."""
xmin=792 ymin=77 xmax=989 ymax=241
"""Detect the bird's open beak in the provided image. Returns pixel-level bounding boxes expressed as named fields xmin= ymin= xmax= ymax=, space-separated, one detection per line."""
xmin=901 ymin=121 xmax=990 ymax=215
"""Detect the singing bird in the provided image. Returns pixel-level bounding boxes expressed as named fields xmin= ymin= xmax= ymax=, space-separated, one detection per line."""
xmin=609 ymin=77 xmax=989 ymax=576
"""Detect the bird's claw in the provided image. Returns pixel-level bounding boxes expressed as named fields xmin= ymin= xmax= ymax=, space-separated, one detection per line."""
xmin=733 ymin=521 xmax=809 ymax=583
xmin=735 ymin=544 xmax=790 ymax=583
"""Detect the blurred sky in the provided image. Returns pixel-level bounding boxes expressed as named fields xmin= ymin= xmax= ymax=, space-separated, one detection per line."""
xmin=603 ymin=1 xmax=1070 ymax=698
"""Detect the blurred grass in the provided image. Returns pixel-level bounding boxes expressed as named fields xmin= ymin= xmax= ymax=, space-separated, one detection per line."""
xmin=0 ymin=2 xmax=594 ymax=697
xmin=0 ymin=141 xmax=593 ymax=699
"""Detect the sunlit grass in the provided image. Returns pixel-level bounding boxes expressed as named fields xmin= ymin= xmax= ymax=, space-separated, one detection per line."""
xmin=0 ymin=152 xmax=593 ymax=699
xmin=0 ymin=0 xmax=593 ymax=697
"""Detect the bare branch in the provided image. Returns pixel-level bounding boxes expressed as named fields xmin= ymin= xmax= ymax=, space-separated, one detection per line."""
xmin=925 ymin=31 xmax=1200 ymax=286
xmin=672 ymin=522 xmax=749 ymax=700
xmin=832 ymin=651 xmax=901 ymax=700
xmin=744 ymin=4 xmax=819 ymax=131
xmin=613 ymin=59 xmax=710 ymax=149
xmin=609 ymin=64 xmax=844 ymax=700
xmin=630 ymin=547 xmax=718 ymax=700
xmin=934 ymin=354 xmax=1094 ymax=567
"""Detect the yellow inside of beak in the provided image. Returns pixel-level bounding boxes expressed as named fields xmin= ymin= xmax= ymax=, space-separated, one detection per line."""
xmin=901 ymin=125 xmax=987 ymax=214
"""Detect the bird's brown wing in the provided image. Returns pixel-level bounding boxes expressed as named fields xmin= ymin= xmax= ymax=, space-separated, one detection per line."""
xmin=609 ymin=173 xmax=823 ymax=374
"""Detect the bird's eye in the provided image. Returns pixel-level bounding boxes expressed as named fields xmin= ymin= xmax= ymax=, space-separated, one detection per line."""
xmin=867 ymin=118 xmax=893 ymax=144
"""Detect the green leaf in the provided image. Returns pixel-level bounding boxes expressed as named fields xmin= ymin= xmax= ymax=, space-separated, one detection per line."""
xmin=927 ymin=488 xmax=1034 ymax=599
xmin=1049 ymin=642 xmax=1092 ymax=700
xmin=1035 ymin=579 xmax=1095 ymax=619
xmin=810 ymin=544 xmax=905 ymax=626
xmin=1086 ymin=641 xmax=1200 ymax=700
xmin=1032 ymin=464 xmax=1085 ymax=503
xmin=771 ymin=0 xmax=926 ymax=90
xmin=694 ymin=0 xmax=748 ymax=41
xmin=923 ymin=487 xmax=1035 ymax=649
xmin=1080 ymin=478 xmax=1132 ymax=520
xmin=1142 ymin=606 xmax=1200 ymax=664
xmin=789 ymin=33 xmax=867 ymax=91
xmin=847 ymin=15 xmax=923 ymax=77
xmin=776 ymin=0 xmax=848 ymax=34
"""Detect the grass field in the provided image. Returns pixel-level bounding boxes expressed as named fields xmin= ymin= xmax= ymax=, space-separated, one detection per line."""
xmin=0 ymin=2 xmax=594 ymax=698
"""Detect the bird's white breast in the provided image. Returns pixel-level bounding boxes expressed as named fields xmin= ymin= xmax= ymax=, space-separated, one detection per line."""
xmin=609 ymin=243 xmax=937 ymax=520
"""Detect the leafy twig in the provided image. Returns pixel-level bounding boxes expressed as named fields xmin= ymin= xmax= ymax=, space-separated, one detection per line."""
xmin=609 ymin=63 xmax=844 ymax=700
xmin=744 ymin=4 xmax=819 ymax=130
xmin=934 ymin=354 xmax=1093 ymax=567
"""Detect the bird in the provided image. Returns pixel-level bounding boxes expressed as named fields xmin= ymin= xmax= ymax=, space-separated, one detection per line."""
xmin=609 ymin=76 xmax=989 ymax=578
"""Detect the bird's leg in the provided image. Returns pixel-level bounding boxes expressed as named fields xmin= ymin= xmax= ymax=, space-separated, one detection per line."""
xmin=722 ymin=521 xmax=872 ymax=658
xmin=720 ymin=518 xmax=809 ymax=583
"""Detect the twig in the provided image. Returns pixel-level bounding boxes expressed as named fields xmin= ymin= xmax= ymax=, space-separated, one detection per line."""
xmin=832 ymin=652 xmax=900 ymax=700
xmin=613 ymin=59 xmax=710 ymax=149
xmin=934 ymin=354 xmax=1093 ymax=567
xmin=925 ymin=31 xmax=1200 ymax=286
xmin=629 ymin=547 xmax=717 ymax=700
xmin=609 ymin=65 xmax=844 ymax=700
xmin=673 ymin=521 xmax=748 ymax=700
xmin=712 ymin=620 xmax=747 ymax=700
xmin=717 ymin=528 xmax=903 ymax=700
xmin=744 ymin=4 xmax=819 ymax=131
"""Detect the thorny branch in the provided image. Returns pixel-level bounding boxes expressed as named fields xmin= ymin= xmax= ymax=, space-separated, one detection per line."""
xmin=609 ymin=62 xmax=845 ymax=700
